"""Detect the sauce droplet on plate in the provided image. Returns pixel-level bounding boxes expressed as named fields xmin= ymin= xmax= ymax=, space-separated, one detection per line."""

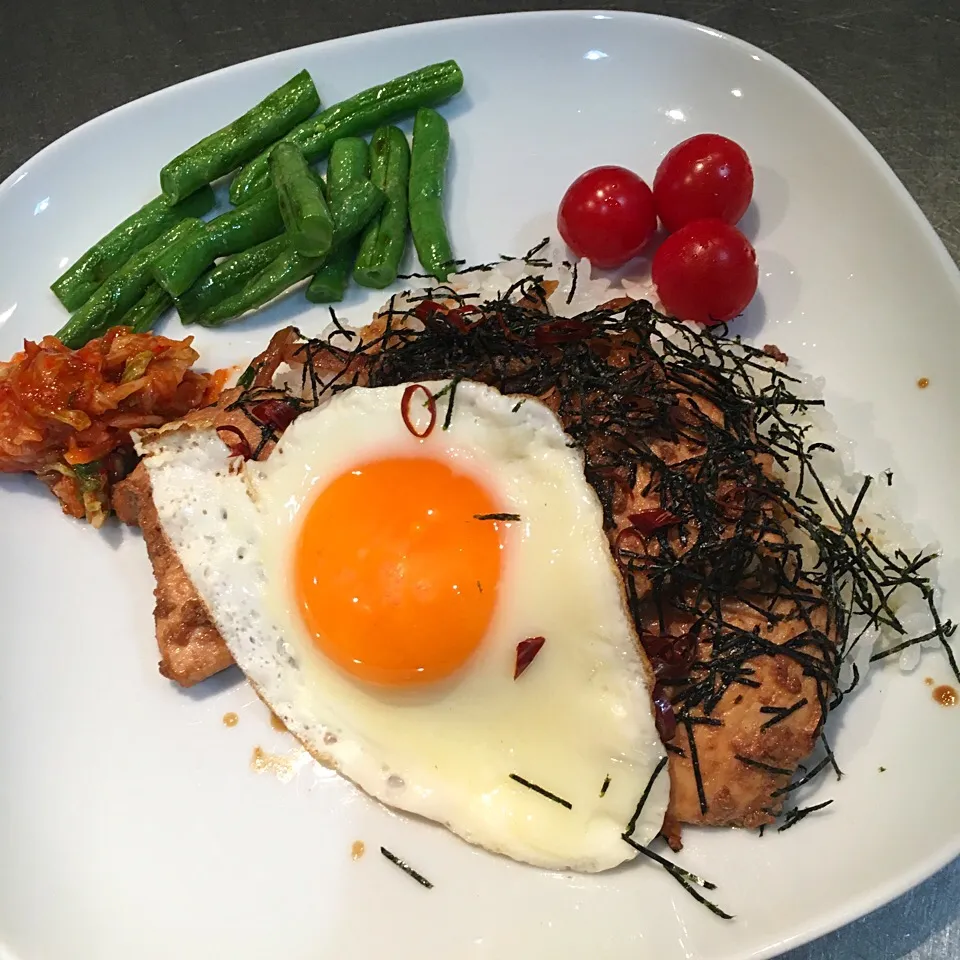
xmin=222 ymin=712 xmax=239 ymax=727
xmin=270 ymin=712 xmax=288 ymax=733
xmin=933 ymin=685 xmax=958 ymax=707
xmin=251 ymin=745 xmax=297 ymax=783
xmin=351 ymin=840 xmax=366 ymax=860
xmin=924 ymin=677 xmax=934 ymax=686
xmin=917 ymin=377 xmax=930 ymax=389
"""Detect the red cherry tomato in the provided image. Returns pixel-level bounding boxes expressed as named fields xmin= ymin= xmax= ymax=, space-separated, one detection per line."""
xmin=652 ymin=219 xmax=758 ymax=326
xmin=557 ymin=166 xmax=657 ymax=269
xmin=653 ymin=134 xmax=753 ymax=233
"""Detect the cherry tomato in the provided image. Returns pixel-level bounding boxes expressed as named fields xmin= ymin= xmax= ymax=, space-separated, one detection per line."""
xmin=557 ymin=166 xmax=657 ymax=269
xmin=652 ymin=219 xmax=758 ymax=325
xmin=653 ymin=134 xmax=753 ymax=233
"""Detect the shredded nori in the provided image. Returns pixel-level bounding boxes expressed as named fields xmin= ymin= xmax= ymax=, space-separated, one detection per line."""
xmin=759 ymin=699 xmax=809 ymax=731
xmin=441 ymin=376 xmax=461 ymax=430
xmin=380 ymin=847 xmax=434 ymax=888
xmin=508 ymin=773 xmax=573 ymax=809
xmin=625 ymin=755 xmax=669 ymax=837
xmin=622 ymin=835 xmax=734 ymax=919
xmin=566 ymin=260 xmax=579 ymax=305
xmin=777 ymin=799 xmax=834 ymax=832
xmin=600 ymin=775 xmax=611 ymax=798
xmin=327 ymin=306 xmax=356 ymax=343
xmin=735 ymin=755 xmax=793 ymax=777
xmin=621 ymin=753 xmax=731 ymax=919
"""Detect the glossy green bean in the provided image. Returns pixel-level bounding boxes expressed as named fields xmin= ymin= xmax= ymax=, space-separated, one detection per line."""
xmin=193 ymin=247 xmax=320 ymax=328
xmin=305 ymin=238 xmax=361 ymax=303
xmin=56 ymin=218 xmax=205 ymax=349
xmin=270 ymin=142 xmax=334 ymax=257
xmin=409 ymin=108 xmax=454 ymax=281
xmin=152 ymin=187 xmax=284 ymax=297
xmin=327 ymin=179 xmax=385 ymax=248
xmin=175 ymin=235 xmax=289 ymax=323
xmin=122 ymin=283 xmax=173 ymax=334
xmin=195 ymin=180 xmax=384 ymax=327
xmin=230 ymin=60 xmax=463 ymax=205
xmin=306 ymin=138 xmax=370 ymax=302
xmin=327 ymin=137 xmax=371 ymax=200
xmin=50 ymin=188 xmax=215 ymax=311
xmin=160 ymin=70 xmax=320 ymax=203
xmin=354 ymin=125 xmax=410 ymax=289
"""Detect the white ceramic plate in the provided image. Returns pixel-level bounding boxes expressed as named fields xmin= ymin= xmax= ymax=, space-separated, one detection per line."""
xmin=2 ymin=11 xmax=959 ymax=960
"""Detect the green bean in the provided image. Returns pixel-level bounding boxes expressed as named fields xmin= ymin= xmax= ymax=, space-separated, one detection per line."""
xmin=193 ymin=247 xmax=320 ymax=328
xmin=230 ymin=60 xmax=463 ymax=205
xmin=195 ymin=180 xmax=385 ymax=327
xmin=160 ymin=70 xmax=320 ymax=203
xmin=327 ymin=137 xmax=371 ymax=201
xmin=56 ymin=218 xmax=205 ymax=349
xmin=50 ymin=187 xmax=215 ymax=311
xmin=328 ymin=179 xmax=385 ymax=246
xmin=305 ymin=239 xmax=361 ymax=303
xmin=409 ymin=108 xmax=454 ymax=281
xmin=121 ymin=283 xmax=173 ymax=334
xmin=270 ymin=142 xmax=334 ymax=257
xmin=306 ymin=138 xmax=370 ymax=303
xmin=354 ymin=126 xmax=410 ymax=289
xmin=152 ymin=187 xmax=284 ymax=297
xmin=175 ymin=235 xmax=288 ymax=323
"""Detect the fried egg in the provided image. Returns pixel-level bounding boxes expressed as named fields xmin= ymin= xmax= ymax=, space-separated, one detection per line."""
xmin=138 ymin=381 xmax=668 ymax=872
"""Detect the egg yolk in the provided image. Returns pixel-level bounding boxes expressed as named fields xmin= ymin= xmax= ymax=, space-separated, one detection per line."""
xmin=294 ymin=457 xmax=503 ymax=686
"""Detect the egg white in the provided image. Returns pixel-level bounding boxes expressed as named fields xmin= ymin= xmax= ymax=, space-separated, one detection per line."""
xmin=138 ymin=382 xmax=668 ymax=872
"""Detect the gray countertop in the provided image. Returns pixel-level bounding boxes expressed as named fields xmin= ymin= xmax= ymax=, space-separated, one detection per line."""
xmin=1 ymin=2 xmax=958 ymax=957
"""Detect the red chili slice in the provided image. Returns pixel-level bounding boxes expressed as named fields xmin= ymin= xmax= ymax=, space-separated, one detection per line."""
xmin=641 ymin=632 xmax=696 ymax=681
xmin=446 ymin=306 xmax=480 ymax=333
xmin=412 ymin=299 xmax=445 ymax=322
xmin=614 ymin=525 xmax=648 ymax=566
xmin=215 ymin=425 xmax=252 ymax=460
xmin=492 ymin=310 xmax=520 ymax=341
xmin=514 ymin=636 xmax=546 ymax=679
xmin=250 ymin=398 xmax=298 ymax=432
xmin=628 ymin=509 xmax=680 ymax=536
xmin=400 ymin=383 xmax=437 ymax=439
xmin=533 ymin=319 xmax=592 ymax=346
xmin=652 ymin=683 xmax=677 ymax=741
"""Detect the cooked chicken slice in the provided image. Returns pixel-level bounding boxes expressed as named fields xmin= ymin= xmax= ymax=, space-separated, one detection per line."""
xmin=113 ymin=331 xmax=307 ymax=686
xmin=113 ymin=465 xmax=233 ymax=686
xmin=657 ymin=595 xmax=836 ymax=847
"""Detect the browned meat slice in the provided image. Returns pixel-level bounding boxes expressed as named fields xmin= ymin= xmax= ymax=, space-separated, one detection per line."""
xmin=114 ymin=465 xmax=233 ymax=686
xmin=112 ymin=331 xmax=312 ymax=686
xmin=656 ymin=597 xmax=836 ymax=846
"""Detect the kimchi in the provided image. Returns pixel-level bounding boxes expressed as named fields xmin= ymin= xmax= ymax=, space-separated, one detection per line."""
xmin=0 ymin=326 xmax=225 ymax=525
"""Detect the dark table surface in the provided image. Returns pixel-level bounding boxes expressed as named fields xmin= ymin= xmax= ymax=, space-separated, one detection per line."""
xmin=1 ymin=3 xmax=958 ymax=958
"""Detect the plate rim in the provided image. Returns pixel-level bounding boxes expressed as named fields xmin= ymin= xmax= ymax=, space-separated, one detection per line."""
xmin=1 ymin=10 xmax=958 ymax=959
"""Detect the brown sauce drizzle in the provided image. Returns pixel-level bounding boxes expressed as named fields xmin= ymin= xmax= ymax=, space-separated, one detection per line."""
xmin=251 ymin=745 xmax=296 ymax=782
xmin=933 ymin=684 xmax=957 ymax=707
